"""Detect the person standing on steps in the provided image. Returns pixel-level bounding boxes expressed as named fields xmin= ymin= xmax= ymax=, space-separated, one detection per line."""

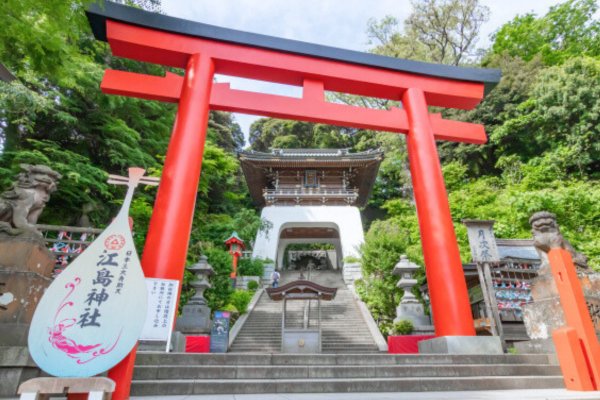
xmin=271 ymin=270 xmax=280 ymax=288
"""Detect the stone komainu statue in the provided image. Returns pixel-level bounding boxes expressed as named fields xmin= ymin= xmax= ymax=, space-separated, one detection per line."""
xmin=0 ymin=164 xmax=62 ymax=236
xmin=529 ymin=211 xmax=589 ymax=274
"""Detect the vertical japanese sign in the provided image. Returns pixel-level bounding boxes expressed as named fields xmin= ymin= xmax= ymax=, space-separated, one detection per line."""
xmin=139 ymin=278 xmax=179 ymax=347
xmin=209 ymin=311 xmax=230 ymax=353
xmin=463 ymin=220 xmax=501 ymax=263
xmin=28 ymin=168 xmax=157 ymax=377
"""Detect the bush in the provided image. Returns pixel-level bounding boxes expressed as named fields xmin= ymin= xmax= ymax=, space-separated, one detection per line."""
xmin=198 ymin=247 xmax=234 ymax=313
xmin=391 ymin=319 xmax=414 ymax=336
xmin=238 ymin=257 xmax=266 ymax=277
xmin=378 ymin=321 xmax=393 ymax=339
xmin=230 ymin=290 xmax=253 ymax=314
xmin=246 ymin=280 xmax=259 ymax=291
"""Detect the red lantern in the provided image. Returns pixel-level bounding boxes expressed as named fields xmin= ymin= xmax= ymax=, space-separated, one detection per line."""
xmin=224 ymin=231 xmax=245 ymax=280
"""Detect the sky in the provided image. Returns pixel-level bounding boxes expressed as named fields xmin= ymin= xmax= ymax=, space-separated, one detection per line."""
xmin=160 ymin=0 xmax=562 ymax=141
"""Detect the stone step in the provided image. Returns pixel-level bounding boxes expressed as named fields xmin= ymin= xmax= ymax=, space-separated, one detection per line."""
xmin=133 ymin=364 xmax=561 ymax=380
xmin=129 ymin=375 xmax=565 ymax=396
xmin=234 ymin=333 xmax=373 ymax=338
xmin=321 ymin=346 xmax=380 ymax=351
xmin=134 ymin=353 xmax=554 ymax=366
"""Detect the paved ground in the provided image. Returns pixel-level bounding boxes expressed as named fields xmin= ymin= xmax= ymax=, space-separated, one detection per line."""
xmin=119 ymin=390 xmax=600 ymax=400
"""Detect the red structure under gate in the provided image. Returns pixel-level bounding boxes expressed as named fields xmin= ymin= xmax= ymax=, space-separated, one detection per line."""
xmin=86 ymin=2 xmax=501 ymax=398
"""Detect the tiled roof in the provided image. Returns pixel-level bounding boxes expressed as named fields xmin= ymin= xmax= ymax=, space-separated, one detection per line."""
xmin=239 ymin=148 xmax=383 ymax=159
xmin=498 ymin=246 xmax=539 ymax=260
xmin=496 ymin=239 xmax=540 ymax=260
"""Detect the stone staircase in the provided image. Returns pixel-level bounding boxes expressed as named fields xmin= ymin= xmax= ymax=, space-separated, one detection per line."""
xmin=130 ymin=353 xmax=564 ymax=395
xmin=229 ymin=270 xmax=380 ymax=353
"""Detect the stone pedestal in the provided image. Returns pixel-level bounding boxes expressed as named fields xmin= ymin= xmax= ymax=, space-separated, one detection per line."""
xmin=418 ymin=336 xmax=503 ymax=354
xmin=522 ymin=271 xmax=600 ymax=340
xmin=0 ymin=236 xmax=55 ymax=346
xmin=0 ymin=346 xmax=45 ymax=398
xmin=138 ymin=332 xmax=187 ymax=353
xmin=175 ymin=256 xmax=215 ymax=336
xmin=394 ymin=303 xmax=431 ymax=326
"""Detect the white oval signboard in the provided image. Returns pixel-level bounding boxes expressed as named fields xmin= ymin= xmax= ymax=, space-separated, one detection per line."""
xmin=28 ymin=168 xmax=150 ymax=377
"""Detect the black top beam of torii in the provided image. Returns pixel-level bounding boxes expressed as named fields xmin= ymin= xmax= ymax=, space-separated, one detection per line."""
xmin=86 ymin=1 xmax=501 ymax=94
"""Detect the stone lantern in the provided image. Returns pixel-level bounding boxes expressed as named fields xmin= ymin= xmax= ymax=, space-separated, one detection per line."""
xmin=392 ymin=255 xmax=430 ymax=326
xmin=175 ymin=255 xmax=215 ymax=335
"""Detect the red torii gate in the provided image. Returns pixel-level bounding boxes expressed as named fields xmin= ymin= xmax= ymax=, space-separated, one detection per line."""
xmin=86 ymin=2 xmax=500 ymax=398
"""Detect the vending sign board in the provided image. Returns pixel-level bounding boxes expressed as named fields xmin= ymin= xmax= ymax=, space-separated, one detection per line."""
xmin=209 ymin=311 xmax=230 ymax=353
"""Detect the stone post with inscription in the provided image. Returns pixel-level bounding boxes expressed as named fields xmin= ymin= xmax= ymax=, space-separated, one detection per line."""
xmin=175 ymin=255 xmax=215 ymax=335
xmin=462 ymin=220 xmax=504 ymax=341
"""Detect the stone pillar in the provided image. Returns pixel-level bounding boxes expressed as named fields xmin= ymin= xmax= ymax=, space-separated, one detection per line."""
xmin=392 ymin=255 xmax=430 ymax=326
xmin=175 ymin=255 xmax=215 ymax=335
xmin=517 ymin=211 xmax=600 ymax=354
xmin=0 ymin=236 xmax=55 ymax=346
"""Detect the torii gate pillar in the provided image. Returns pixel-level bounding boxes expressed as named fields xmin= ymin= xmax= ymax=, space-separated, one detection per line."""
xmin=108 ymin=53 xmax=215 ymax=400
xmin=403 ymin=88 xmax=475 ymax=337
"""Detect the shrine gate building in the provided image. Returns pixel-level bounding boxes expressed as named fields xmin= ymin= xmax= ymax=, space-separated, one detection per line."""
xmin=239 ymin=148 xmax=383 ymax=273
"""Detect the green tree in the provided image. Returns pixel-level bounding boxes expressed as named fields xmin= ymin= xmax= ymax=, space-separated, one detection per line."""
xmin=249 ymin=119 xmax=355 ymax=152
xmin=438 ymin=53 xmax=546 ymax=176
xmin=357 ymin=214 xmax=423 ymax=323
xmin=192 ymin=246 xmax=234 ymax=314
xmin=489 ymin=0 xmax=600 ymax=66
xmin=366 ymin=0 xmax=490 ymax=65
xmin=492 ymin=57 xmax=600 ymax=178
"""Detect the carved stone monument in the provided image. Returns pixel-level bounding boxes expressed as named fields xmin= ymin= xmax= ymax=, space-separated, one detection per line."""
xmin=0 ymin=164 xmax=62 ymax=237
xmin=519 ymin=211 xmax=600 ymax=352
xmin=175 ymin=256 xmax=215 ymax=335
xmin=0 ymin=165 xmax=61 ymax=346
xmin=392 ymin=255 xmax=430 ymax=327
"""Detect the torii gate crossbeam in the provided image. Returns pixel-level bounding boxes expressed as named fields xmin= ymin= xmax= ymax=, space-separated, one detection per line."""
xmin=86 ymin=2 xmax=501 ymax=398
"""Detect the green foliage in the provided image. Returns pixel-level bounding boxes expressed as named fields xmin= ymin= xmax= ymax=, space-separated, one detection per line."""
xmin=230 ymin=290 xmax=253 ymax=314
xmin=509 ymin=347 xmax=519 ymax=354
xmin=249 ymin=119 xmax=358 ymax=152
xmin=391 ymin=319 xmax=414 ymax=336
xmin=489 ymin=0 xmax=600 ymax=66
xmin=358 ymin=218 xmax=415 ymax=322
xmin=191 ymin=246 xmax=234 ymax=313
xmin=493 ymin=57 xmax=600 ymax=177
xmin=366 ymin=0 xmax=490 ymax=66
xmin=237 ymin=258 xmax=266 ymax=277
xmin=378 ymin=321 xmax=393 ymax=339
xmin=439 ymin=53 xmax=545 ymax=175
xmin=246 ymin=280 xmax=259 ymax=291
xmin=0 ymin=139 xmax=112 ymax=225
